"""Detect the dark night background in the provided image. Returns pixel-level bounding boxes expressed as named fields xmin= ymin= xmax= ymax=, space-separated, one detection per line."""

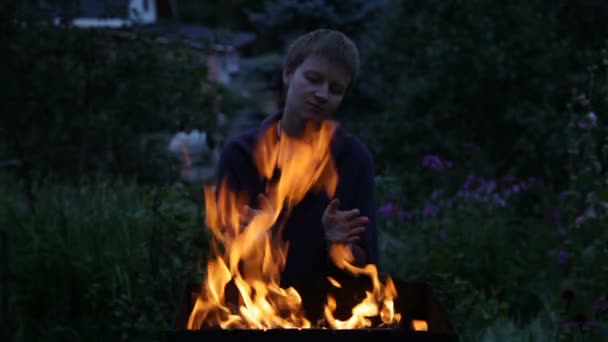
xmin=1 ymin=0 xmax=607 ymax=341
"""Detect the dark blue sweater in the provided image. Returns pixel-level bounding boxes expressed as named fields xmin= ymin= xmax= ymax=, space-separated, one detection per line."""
xmin=215 ymin=112 xmax=378 ymax=290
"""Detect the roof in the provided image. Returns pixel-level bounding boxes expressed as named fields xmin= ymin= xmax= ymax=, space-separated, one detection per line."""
xmin=40 ymin=0 xmax=129 ymax=19
xmin=44 ymin=0 xmax=256 ymax=49
xmin=80 ymin=0 xmax=129 ymax=18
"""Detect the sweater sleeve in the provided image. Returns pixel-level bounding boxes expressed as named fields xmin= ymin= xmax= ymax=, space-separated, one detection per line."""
xmin=215 ymin=140 xmax=244 ymax=195
xmin=214 ymin=139 xmax=260 ymax=232
xmin=352 ymin=144 xmax=379 ymax=266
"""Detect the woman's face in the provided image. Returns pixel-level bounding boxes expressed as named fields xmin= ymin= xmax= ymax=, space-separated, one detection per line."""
xmin=283 ymin=54 xmax=351 ymax=123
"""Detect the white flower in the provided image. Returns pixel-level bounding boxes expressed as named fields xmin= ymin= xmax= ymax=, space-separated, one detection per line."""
xmin=168 ymin=130 xmax=210 ymax=163
xmin=588 ymin=111 xmax=598 ymax=122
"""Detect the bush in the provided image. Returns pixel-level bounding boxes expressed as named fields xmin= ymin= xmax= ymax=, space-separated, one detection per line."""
xmin=343 ymin=0 xmax=608 ymax=190
xmin=373 ymin=65 xmax=608 ymax=340
xmin=1 ymin=2 xmax=253 ymax=184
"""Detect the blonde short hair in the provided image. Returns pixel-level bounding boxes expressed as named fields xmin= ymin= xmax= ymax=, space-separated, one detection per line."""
xmin=283 ymin=29 xmax=360 ymax=82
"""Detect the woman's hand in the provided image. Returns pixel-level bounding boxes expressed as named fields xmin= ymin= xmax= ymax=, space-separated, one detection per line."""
xmin=322 ymin=198 xmax=368 ymax=243
xmin=238 ymin=194 xmax=274 ymax=230
xmin=239 ymin=204 xmax=261 ymax=230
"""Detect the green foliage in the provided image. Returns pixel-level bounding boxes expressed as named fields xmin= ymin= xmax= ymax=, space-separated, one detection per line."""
xmin=177 ymin=0 xmax=261 ymax=32
xmin=478 ymin=315 xmax=558 ymax=342
xmin=376 ymin=177 xmax=607 ymax=340
xmin=1 ymin=2 xmax=249 ymax=183
xmin=374 ymin=60 xmax=608 ymax=340
xmin=345 ymin=0 xmax=608 ymax=187
xmin=2 ymin=1 xmax=607 ymax=341
xmin=246 ymin=0 xmax=389 ymax=53
xmin=0 ymin=174 xmax=208 ymax=341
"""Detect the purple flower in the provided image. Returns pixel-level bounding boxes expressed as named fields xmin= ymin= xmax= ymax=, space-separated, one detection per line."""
xmin=398 ymin=210 xmax=413 ymax=223
xmin=421 ymin=154 xmax=444 ymax=171
xmin=437 ymin=230 xmax=448 ymax=241
xmin=379 ymin=203 xmax=394 ymax=218
xmin=578 ymin=111 xmax=598 ymax=128
xmin=421 ymin=154 xmax=452 ymax=171
xmin=558 ymin=250 xmax=570 ymax=265
xmin=501 ymin=175 xmax=518 ymax=184
xmin=423 ymin=202 xmax=439 ymax=218
xmin=482 ymin=180 xmax=497 ymax=194
xmin=462 ymin=173 xmax=477 ymax=192
xmin=525 ymin=177 xmax=540 ymax=188
xmin=575 ymin=215 xmax=585 ymax=227
xmin=561 ymin=314 xmax=601 ymax=330
xmin=492 ymin=194 xmax=507 ymax=207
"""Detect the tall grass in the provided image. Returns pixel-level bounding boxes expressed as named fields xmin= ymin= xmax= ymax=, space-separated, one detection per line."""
xmin=0 ymin=174 xmax=208 ymax=342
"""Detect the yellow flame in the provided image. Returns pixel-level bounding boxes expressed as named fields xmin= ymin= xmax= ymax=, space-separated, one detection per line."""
xmin=188 ymin=120 xmax=405 ymax=329
xmin=327 ymin=277 xmax=342 ymax=288
xmin=412 ymin=320 xmax=429 ymax=331
xmin=324 ymin=243 xmax=402 ymax=328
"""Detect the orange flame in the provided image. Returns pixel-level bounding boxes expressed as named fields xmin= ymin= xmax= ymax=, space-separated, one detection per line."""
xmin=324 ymin=244 xmax=402 ymax=328
xmin=412 ymin=320 xmax=429 ymax=331
xmin=188 ymin=120 xmax=406 ymax=329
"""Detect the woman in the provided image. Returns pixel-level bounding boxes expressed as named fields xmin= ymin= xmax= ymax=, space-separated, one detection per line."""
xmin=214 ymin=29 xmax=377 ymax=320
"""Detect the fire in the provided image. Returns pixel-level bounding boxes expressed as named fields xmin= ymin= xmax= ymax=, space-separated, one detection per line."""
xmin=324 ymin=244 xmax=402 ymax=328
xmin=412 ymin=320 xmax=429 ymax=331
xmin=188 ymin=120 xmax=404 ymax=329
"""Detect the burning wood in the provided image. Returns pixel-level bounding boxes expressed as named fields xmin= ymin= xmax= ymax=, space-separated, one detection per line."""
xmin=187 ymin=120 xmax=406 ymax=330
